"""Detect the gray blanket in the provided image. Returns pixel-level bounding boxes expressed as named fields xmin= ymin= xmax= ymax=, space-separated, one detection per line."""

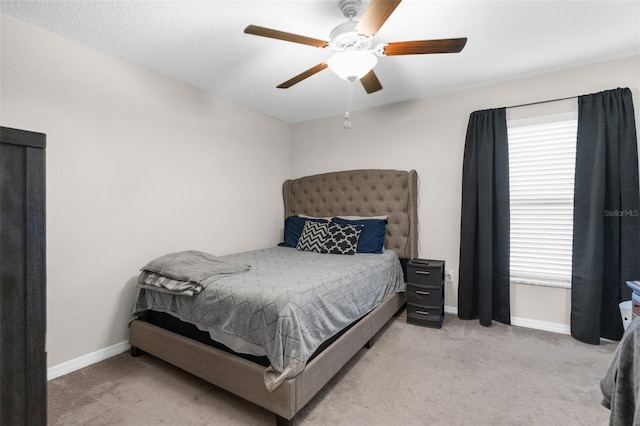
xmin=131 ymin=246 xmax=404 ymax=391
xmin=137 ymin=250 xmax=250 ymax=296
xmin=601 ymin=317 xmax=640 ymax=425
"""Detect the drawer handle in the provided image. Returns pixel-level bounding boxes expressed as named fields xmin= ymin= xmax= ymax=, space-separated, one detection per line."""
xmin=416 ymin=310 xmax=430 ymax=315
xmin=415 ymin=290 xmax=430 ymax=295
xmin=416 ymin=271 xmax=431 ymax=275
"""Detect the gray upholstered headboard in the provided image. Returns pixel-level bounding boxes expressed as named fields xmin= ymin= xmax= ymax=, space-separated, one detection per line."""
xmin=283 ymin=169 xmax=418 ymax=260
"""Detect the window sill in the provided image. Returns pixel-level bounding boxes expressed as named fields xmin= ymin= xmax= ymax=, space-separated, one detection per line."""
xmin=511 ymin=280 xmax=571 ymax=289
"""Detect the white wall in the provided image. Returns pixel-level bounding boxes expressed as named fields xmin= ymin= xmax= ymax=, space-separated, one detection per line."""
xmin=1 ymin=15 xmax=291 ymax=368
xmin=291 ymin=55 xmax=640 ymax=331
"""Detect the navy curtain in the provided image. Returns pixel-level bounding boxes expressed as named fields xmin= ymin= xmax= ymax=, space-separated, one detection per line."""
xmin=458 ymin=108 xmax=511 ymax=326
xmin=571 ymin=88 xmax=640 ymax=344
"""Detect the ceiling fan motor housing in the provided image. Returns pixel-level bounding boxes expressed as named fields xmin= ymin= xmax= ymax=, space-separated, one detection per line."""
xmin=330 ymin=20 xmax=372 ymax=52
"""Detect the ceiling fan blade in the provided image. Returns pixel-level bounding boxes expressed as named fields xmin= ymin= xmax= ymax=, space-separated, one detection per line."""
xmin=356 ymin=0 xmax=402 ymax=36
xmin=277 ymin=63 xmax=328 ymax=89
xmin=383 ymin=38 xmax=468 ymax=56
xmin=360 ymin=70 xmax=383 ymax=94
xmin=244 ymin=25 xmax=329 ymax=48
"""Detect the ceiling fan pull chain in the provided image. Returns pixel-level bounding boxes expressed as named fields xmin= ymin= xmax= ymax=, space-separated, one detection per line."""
xmin=344 ymin=79 xmax=354 ymax=129
xmin=344 ymin=112 xmax=352 ymax=130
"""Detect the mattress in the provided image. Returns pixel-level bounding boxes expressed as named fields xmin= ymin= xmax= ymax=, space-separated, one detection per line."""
xmin=131 ymin=246 xmax=405 ymax=390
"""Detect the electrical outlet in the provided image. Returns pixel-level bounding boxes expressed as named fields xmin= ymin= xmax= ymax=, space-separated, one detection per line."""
xmin=445 ymin=270 xmax=454 ymax=282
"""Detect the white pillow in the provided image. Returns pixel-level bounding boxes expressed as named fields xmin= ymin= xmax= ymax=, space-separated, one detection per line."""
xmin=298 ymin=214 xmax=333 ymax=220
xmin=334 ymin=215 xmax=388 ymax=221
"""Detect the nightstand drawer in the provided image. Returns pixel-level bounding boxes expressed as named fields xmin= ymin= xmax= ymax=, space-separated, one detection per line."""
xmin=407 ymin=266 xmax=444 ymax=287
xmin=407 ymin=303 xmax=443 ymax=328
xmin=407 ymin=285 xmax=442 ymax=307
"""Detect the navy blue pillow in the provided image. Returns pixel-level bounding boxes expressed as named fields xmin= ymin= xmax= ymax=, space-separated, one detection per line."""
xmin=279 ymin=215 xmax=329 ymax=248
xmin=331 ymin=217 xmax=387 ymax=254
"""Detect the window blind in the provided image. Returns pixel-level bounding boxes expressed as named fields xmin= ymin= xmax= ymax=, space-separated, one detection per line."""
xmin=508 ymin=114 xmax=578 ymax=288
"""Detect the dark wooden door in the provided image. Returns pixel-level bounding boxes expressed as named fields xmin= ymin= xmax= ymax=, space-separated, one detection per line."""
xmin=0 ymin=127 xmax=47 ymax=425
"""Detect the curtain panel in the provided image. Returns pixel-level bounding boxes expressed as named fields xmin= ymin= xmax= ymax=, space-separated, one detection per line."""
xmin=458 ymin=108 xmax=511 ymax=326
xmin=571 ymin=87 xmax=640 ymax=344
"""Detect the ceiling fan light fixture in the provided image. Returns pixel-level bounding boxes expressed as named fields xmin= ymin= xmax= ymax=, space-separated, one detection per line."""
xmin=327 ymin=50 xmax=378 ymax=81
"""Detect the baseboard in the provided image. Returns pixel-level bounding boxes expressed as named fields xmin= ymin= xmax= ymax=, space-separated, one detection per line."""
xmin=444 ymin=305 xmax=570 ymax=335
xmin=510 ymin=316 xmax=570 ymax=335
xmin=444 ymin=305 xmax=458 ymax=315
xmin=48 ymin=340 xmax=130 ymax=381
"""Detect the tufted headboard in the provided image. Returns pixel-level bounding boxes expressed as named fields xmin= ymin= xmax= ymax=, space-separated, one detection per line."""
xmin=283 ymin=169 xmax=418 ymax=260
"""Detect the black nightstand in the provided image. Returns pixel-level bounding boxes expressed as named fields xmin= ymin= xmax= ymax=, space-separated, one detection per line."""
xmin=406 ymin=259 xmax=445 ymax=328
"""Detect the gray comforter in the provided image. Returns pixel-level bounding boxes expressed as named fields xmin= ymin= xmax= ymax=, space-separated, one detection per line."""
xmin=131 ymin=246 xmax=404 ymax=391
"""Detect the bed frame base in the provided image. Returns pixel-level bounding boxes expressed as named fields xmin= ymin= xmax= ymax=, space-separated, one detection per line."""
xmin=275 ymin=415 xmax=292 ymax=426
xmin=129 ymin=292 xmax=405 ymax=425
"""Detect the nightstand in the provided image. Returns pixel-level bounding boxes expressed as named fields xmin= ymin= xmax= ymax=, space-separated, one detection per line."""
xmin=406 ymin=259 xmax=445 ymax=328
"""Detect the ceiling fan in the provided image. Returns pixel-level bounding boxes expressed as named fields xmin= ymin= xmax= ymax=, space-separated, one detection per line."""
xmin=244 ymin=0 xmax=467 ymax=94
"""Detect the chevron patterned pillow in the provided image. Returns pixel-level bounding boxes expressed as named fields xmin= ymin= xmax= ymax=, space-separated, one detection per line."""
xmin=296 ymin=221 xmax=329 ymax=253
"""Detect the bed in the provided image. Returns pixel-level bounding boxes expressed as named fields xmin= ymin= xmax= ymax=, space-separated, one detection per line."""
xmin=128 ymin=169 xmax=418 ymax=425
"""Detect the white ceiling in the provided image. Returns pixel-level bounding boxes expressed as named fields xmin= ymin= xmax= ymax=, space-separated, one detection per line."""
xmin=2 ymin=1 xmax=639 ymax=123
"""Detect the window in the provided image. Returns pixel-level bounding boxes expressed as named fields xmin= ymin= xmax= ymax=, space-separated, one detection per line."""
xmin=507 ymin=112 xmax=578 ymax=288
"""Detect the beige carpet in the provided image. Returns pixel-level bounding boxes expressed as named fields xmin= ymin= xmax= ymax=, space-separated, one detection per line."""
xmin=49 ymin=310 xmax=617 ymax=425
